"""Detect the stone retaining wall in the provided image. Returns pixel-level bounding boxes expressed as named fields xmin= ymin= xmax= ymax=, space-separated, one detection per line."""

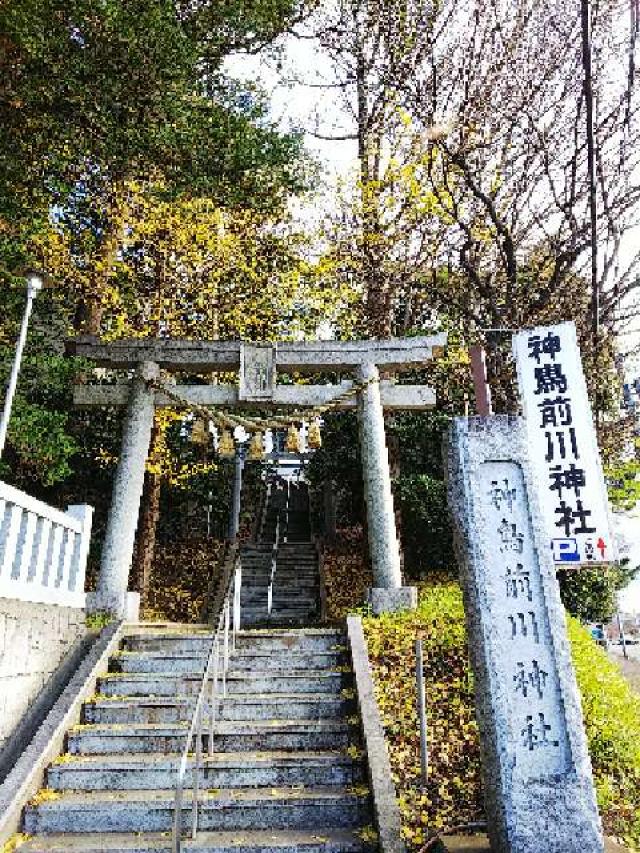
xmin=0 ymin=597 xmax=86 ymax=753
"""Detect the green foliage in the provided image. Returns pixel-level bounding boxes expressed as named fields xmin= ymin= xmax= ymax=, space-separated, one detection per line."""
xmin=0 ymin=0 xmax=313 ymax=512
xmin=567 ymin=617 xmax=640 ymax=849
xmin=393 ymin=474 xmax=452 ymax=575
xmin=0 ymin=397 xmax=77 ymax=486
xmin=362 ymin=583 xmax=640 ymax=851
xmin=393 ymin=409 xmax=452 ymax=477
xmin=308 ymin=408 xmax=457 ymax=578
xmin=0 ymin=293 xmax=85 ymax=487
xmin=607 ymin=456 xmax=640 ymax=512
xmin=85 ymin=611 xmax=113 ymax=631
xmin=306 ymin=412 xmax=363 ymax=526
xmin=559 ymin=563 xmax=639 ymax=623
xmin=0 ymin=0 xmax=307 ymax=205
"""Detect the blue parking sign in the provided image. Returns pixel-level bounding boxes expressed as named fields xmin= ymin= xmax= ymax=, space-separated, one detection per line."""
xmin=552 ymin=538 xmax=580 ymax=562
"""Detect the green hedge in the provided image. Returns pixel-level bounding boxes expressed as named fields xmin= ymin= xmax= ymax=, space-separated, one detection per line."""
xmin=567 ymin=617 xmax=640 ymax=847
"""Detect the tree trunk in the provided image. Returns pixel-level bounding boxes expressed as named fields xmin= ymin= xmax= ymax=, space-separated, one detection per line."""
xmin=136 ymin=471 xmax=162 ymax=609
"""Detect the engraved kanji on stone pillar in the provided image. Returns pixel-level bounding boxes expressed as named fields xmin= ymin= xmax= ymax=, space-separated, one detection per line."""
xmin=445 ymin=416 xmax=603 ymax=853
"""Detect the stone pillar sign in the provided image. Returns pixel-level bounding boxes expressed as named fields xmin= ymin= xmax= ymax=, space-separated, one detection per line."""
xmin=445 ymin=416 xmax=603 ymax=853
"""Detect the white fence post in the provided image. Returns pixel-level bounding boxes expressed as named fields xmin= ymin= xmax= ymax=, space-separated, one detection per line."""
xmin=0 ymin=481 xmax=93 ymax=608
xmin=67 ymin=504 xmax=94 ymax=601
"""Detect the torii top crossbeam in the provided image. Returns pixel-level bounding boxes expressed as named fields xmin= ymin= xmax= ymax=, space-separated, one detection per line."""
xmin=68 ymin=334 xmax=446 ymax=373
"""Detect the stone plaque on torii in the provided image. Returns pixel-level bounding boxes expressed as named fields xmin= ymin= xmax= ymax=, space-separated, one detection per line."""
xmin=69 ymin=334 xmax=446 ymax=617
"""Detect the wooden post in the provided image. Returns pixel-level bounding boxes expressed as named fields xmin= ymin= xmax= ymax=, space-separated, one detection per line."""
xmin=470 ymin=346 xmax=492 ymax=416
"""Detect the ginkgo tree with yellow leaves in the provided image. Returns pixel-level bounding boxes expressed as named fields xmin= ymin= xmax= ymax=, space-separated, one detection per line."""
xmin=314 ymin=110 xmax=457 ymax=341
xmin=34 ymin=170 xmax=357 ymax=607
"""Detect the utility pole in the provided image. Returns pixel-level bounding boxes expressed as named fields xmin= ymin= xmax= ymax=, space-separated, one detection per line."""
xmin=581 ymin=0 xmax=600 ymax=417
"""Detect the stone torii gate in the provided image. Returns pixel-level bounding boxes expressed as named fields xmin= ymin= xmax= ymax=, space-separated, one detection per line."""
xmin=70 ymin=334 xmax=446 ymax=617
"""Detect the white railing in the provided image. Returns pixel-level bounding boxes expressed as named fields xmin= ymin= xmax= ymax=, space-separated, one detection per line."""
xmin=0 ymin=481 xmax=93 ymax=608
xmin=172 ymin=557 xmax=242 ymax=853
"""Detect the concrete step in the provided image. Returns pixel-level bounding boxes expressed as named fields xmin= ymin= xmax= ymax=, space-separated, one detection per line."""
xmin=242 ymin=563 xmax=318 ymax=585
xmin=227 ymin=673 xmax=348 ymax=695
xmin=240 ymin=578 xmax=318 ymax=586
xmin=24 ymin=787 xmax=372 ymax=833
xmin=241 ymin=569 xmax=318 ymax=578
xmin=241 ymin=566 xmax=318 ymax=575
xmin=242 ymin=574 xmax=318 ymax=582
xmin=97 ymin=672 xmax=203 ymax=697
xmin=242 ymin=618 xmax=320 ymax=631
xmin=240 ymin=597 xmax=319 ymax=611
xmin=17 ymin=828 xmax=374 ymax=852
xmin=243 ymin=554 xmax=316 ymax=560
xmin=240 ymin=582 xmax=318 ymax=592
xmin=122 ymin=634 xmax=213 ymax=654
xmin=241 ymin=617 xmax=319 ymax=631
xmin=110 ymin=651 xmax=209 ymax=674
xmin=235 ymin=631 xmax=344 ymax=652
xmin=230 ymin=651 xmax=346 ymax=671
xmin=274 ymin=554 xmax=317 ymax=559
xmin=67 ymin=720 xmax=356 ymax=755
xmin=243 ymin=551 xmax=316 ymax=558
xmin=48 ymin=750 xmax=365 ymax=791
xmin=276 ymin=547 xmax=315 ymax=552
xmin=240 ymin=590 xmax=318 ymax=601
xmin=241 ymin=604 xmax=318 ymax=613
xmin=97 ymin=667 xmax=347 ymax=698
xmin=242 ymin=608 xmax=319 ymax=622
xmin=84 ymin=694 xmax=355 ymax=725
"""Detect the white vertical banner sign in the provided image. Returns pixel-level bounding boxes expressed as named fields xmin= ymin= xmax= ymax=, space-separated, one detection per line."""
xmin=513 ymin=321 xmax=617 ymax=566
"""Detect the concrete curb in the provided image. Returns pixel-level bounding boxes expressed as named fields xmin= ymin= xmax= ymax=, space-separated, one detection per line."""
xmin=347 ymin=615 xmax=406 ymax=853
xmin=0 ymin=620 xmax=124 ymax=845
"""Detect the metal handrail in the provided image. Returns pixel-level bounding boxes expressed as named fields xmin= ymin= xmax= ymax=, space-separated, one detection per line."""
xmin=267 ymin=515 xmax=280 ymax=616
xmin=284 ymin=479 xmax=290 ymax=544
xmin=172 ymin=554 xmax=242 ymax=853
xmin=266 ymin=482 xmax=291 ymax=615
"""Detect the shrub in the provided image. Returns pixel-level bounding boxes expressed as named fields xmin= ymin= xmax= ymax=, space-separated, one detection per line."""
xmin=362 ymin=584 xmax=483 ymax=848
xmin=362 ymin=584 xmax=640 ymax=851
xmin=567 ymin=616 xmax=640 ymax=849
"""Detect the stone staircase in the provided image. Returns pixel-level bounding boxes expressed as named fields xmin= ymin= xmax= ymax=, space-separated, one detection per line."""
xmin=240 ymin=542 xmax=320 ymax=628
xmin=241 ymin=480 xmax=320 ymax=628
xmin=17 ymin=623 xmax=376 ymax=852
xmin=13 ymin=476 xmax=384 ymax=852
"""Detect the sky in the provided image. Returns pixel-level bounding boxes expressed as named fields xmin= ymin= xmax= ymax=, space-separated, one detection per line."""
xmin=225 ymin=31 xmax=640 ymax=614
xmin=226 ymin=28 xmax=640 ymax=373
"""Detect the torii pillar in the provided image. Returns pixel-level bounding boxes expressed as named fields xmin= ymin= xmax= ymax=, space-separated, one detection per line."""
xmin=69 ymin=334 xmax=446 ymax=617
xmin=357 ymin=362 xmax=410 ymax=613
xmin=90 ymin=361 xmax=159 ymax=617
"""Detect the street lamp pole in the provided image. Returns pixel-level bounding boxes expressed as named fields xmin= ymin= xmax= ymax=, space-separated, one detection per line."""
xmin=0 ymin=271 xmax=44 ymax=459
